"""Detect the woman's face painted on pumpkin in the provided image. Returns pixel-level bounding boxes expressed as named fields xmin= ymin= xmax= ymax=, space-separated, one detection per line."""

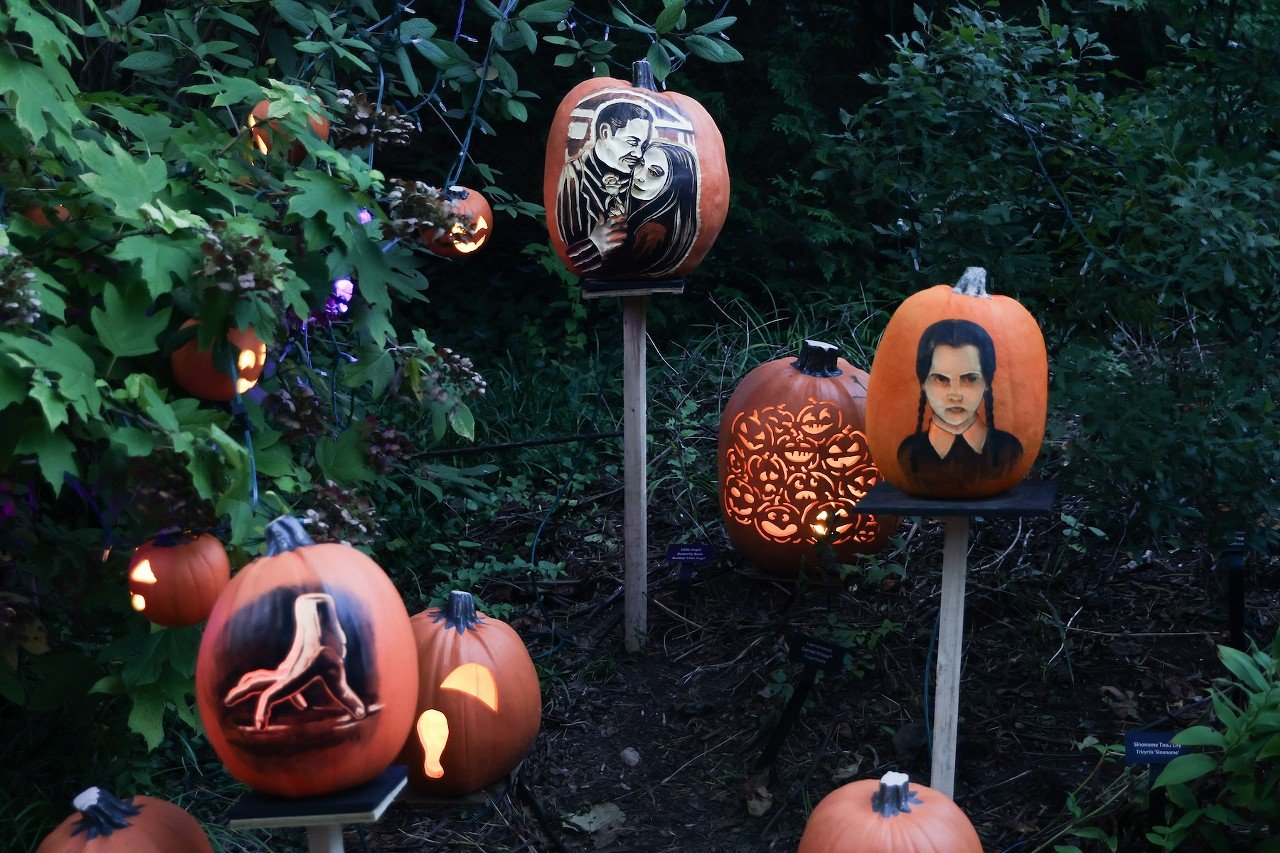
xmin=923 ymin=344 xmax=986 ymax=430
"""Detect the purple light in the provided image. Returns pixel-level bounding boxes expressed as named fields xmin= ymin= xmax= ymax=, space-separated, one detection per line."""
xmin=357 ymin=208 xmax=373 ymax=224
xmin=325 ymin=277 xmax=355 ymax=317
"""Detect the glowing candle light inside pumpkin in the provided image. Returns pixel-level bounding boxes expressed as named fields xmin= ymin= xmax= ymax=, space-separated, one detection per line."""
xmin=440 ymin=663 xmax=498 ymax=711
xmin=416 ymin=709 xmax=448 ymax=778
xmin=246 ymin=113 xmax=270 ymax=155
xmin=129 ymin=559 xmax=157 ymax=612
xmin=234 ymin=344 xmax=268 ymax=394
xmin=450 ymin=217 xmax=489 ymax=254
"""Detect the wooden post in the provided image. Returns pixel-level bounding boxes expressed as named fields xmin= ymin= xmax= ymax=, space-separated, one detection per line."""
xmin=307 ymin=824 xmax=344 ymax=853
xmin=931 ymin=514 xmax=970 ymax=798
xmin=622 ymin=295 xmax=648 ymax=652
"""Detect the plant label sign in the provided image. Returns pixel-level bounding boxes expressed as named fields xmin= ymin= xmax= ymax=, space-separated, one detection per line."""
xmin=667 ymin=544 xmax=715 ymax=564
xmin=787 ymin=633 xmax=847 ymax=674
xmin=1124 ymin=732 xmax=1186 ymax=765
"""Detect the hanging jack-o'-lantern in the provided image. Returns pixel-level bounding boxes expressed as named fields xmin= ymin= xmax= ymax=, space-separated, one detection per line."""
xmin=37 ymin=787 xmax=213 ymax=853
xmin=170 ymin=319 xmax=267 ymax=402
xmin=424 ymin=187 xmax=492 ymax=258
xmin=398 ymin=591 xmax=541 ymax=796
xmin=247 ymin=98 xmax=331 ymax=165
xmin=195 ymin=516 xmax=418 ymax=797
xmin=718 ymin=340 xmax=895 ymax=575
xmin=127 ymin=532 xmax=230 ymax=627
xmin=865 ymin=267 xmax=1048 ymax=499
xmin=543 ymin=60 xmax=729 ymax=291
xmin=798 ymin=771 xmax=982 ymax=852
xmin=20 ymin=203 xmax=72 ymax=229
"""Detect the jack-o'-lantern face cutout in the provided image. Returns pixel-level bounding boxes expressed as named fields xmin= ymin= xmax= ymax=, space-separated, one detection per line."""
xmin=717 ymin=341 xmax=897 ymax=574
xmin=416 ymin=663 xmax=500 ymax=779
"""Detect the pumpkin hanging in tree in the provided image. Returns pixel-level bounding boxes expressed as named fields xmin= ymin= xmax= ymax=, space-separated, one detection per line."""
xmin=36 ymin=787 xmax=213 ymax=853
xmin=127 ymin=532 xmax=230 ymax=627
xmin=169 ymin=319 xmax=267 ymax=402
xmin=798 ymin=771 xmax=982 ymax=852
xmin=247 ymin=97 xmax=331 ymax=165
xmin=423 ymin=186 xmax=493 ymax=258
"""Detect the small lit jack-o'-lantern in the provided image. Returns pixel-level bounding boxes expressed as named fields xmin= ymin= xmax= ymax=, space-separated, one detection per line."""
xmin=423 ymin=187 xmax=492 ymax=258
xmin=170 ymin=319 xmax=267 ymax=401
xmin=865 ymin=267 xmax=1048 ymax=499
xmin=127 ymin=532 xmax=230 ymax=627
xmin=195 ymin=516 xmax=418 ymax=797
xmin=543 ymin=60 xmax=729 ymax=290
xmin=247 ymin=98 xmax=331 ymax=165
xmin=399 ymin=591 xmax=541 ymax=796
xmin=718 ymin=340 xmax=895 ymax=575
xmin=36 ymin=787 xmax=213 ymax=853
xmin=798 ymin=771 xmax=982 ymax=853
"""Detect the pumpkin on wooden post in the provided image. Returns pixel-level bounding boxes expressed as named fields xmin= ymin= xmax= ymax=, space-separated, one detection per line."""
xmin=36 ymin=787 xmax=213 ymax=853
xmin=798 ymin=771 xmax=982 ymax=852
xmin=423 ymin=186 xmax=492 ymax=258
xmin=169 ymin=319 xmax=267 ymax=402
xmin=127 ymin=532 xmax=230 ymax=627
xmin=195 ymin=516 xmax=417 ymax=797
xmin=865 ymin=267 xmax=1048 ymax=499
xmin=718 ymin=340 xmax=895 ymax=575
xmin=399 ymin=590 xmax=541 ymax=796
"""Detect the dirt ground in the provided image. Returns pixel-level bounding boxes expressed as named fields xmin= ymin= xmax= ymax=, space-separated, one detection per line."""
xmin=312 ymin=489 xmax=1268 ymax=852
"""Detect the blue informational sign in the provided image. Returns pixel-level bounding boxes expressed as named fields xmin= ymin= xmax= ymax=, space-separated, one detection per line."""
xmin=667 ymin=544 xmax=715 ymax=564
xmin=1124 ymin=732 xmax=1187 ymax=766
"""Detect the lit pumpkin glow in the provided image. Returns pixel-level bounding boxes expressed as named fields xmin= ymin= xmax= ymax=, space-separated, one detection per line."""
xmin=440 ymin=663 xmax=499 ymax=711
xmin=170 ymin=320 xmax=268 ymax=402
xmin=126 ymin=534 xmax=230 ymax=627
xmin=423 ymin=187 xmax=493 ymax=259
xmin=417 ymin=709 xmax=448 ymax=778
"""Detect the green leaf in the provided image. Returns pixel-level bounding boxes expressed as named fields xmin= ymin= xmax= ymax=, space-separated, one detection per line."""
xmin=398 ymin=17 xmax=436 ymax=42
xmin=1219 ymin=645 xmax=1269 ymax=693
xmin=110 ymin=426 xmax=156 ymax=457
xmin=449 ymin=402 xmax=475 ymax=440
xmin=14 ymin=422 xmax=77 ymax=492
xmin=519 ymin=0 xmax=573 ymax=24
xmin=655 ymin=2 xmax=686 ymax=34
xmin=1173 ymin=726 xmax=1226 ymax=749
xmin=693 ymin=16 xmax=736 ymax=35
xmin=1153 ymin=753 xmax=1217 ymax=788
xmin=645 ymin=42 xmax=672 ymax=81
xmin=118 ymin=50 xmax=174 ymax=72
xmin=91 ymin=284 xmax=171 ymax=358
xmin=77 ymin=140 xmax=168 ymax=219
xmin=315 ymin=427 xmax=374 ymax=485
xmin=274 ymin=0 xmax=314 ymax=31
xmin=0 ymin=53 xmax=84 ymax=145
xmin=128 ymin=685 xmax=167 ymax=751
xmin=111 ymin=235 xmax=199 ymax=301
xmin=285 ymin=171 xmax=362 ymax=223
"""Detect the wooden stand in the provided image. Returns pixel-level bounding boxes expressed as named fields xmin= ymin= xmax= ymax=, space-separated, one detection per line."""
xmin=855 ymin=481 xmax=1057 ymax=797
xmin=226 ymin=765 xmax=407 ymax=852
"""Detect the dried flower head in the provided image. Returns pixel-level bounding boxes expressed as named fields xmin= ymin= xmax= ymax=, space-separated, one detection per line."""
xmin=332 ymin=90 xmax=416 ymax=149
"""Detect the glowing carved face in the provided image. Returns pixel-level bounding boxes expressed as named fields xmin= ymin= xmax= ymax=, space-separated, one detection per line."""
xmin=448 ymin=216 xmax=490 ymax=254
xmin=129 ymin=559 xmax=157 ymax=612
xmin=235 ymin=344 xmax=268 ymax=394
xmin=756 ymin=503 xmax=802 ymax=543
xmin=796 ymin=402 xmax=841 ymax=440
xmin=416 ymin=663 xmax=499 ymax=780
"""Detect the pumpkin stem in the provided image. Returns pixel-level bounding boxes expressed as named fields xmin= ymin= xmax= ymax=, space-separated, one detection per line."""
xmin=444 ymin=185 xmax=470 ymax=203
xmin=870 ymin=771 xmax=923 ymax=818
xmin=434 ymin=590 xmax=486 ymax=634
xmin=952 ymin=266 xmax=992 ymax=298
xmin=70 ymin=787 xmax=142 ymax=840
xmin=264 ymin=516 xmax=316 ymax=556
xmin=791 ymin=340 xmax=842 ymax=378
xmin=631 ymin=59 xmax=658 ymax=92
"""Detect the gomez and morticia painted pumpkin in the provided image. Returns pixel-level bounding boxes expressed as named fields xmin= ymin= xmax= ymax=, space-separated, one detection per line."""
xmin=543 ymin=60 xmax=729 ymax=286
xmin=718 ymin=340 xmax=894 ymax=575
xmin=866 ymin=267 xmax=1048 ymax=499
xmin=195 ymin=516 xmax=417 ymax=797
xmin=798 ymin=772 xmax=982 ymax=852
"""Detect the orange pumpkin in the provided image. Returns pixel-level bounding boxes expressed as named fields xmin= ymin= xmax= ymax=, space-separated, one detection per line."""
xmin=127 ymin=532 xmax=230 ymax=627
xmin=543 ymin=60 xmax=729 ymax=286
xmin=37 ymin=786 xmax=212 ymax=853
xmin=248 ymin=98 xmax=331 ymax=165
xmin=865 ymin=267 xmax=1048 ymax=499
xmin=20 ymin=204 xmax=72 ymax=229
xmin=424 ymin=186 xmax=493 ymax=258
xmin=798 ymin=771 xmax=982 ymax=852
xmin=718 ymin=340 xmax=894 ymax=575
xmin=195 ymin=516 xmax=418 ymax=797
xmin=169 ymin=319 xmax=267 ymax=401
xmin=399 ymin=591 xmax=541 ymax=796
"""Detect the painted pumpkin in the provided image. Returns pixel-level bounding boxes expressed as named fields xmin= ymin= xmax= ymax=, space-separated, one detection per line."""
xmin=798 ymin=771 xmax=982 ymax=852
xmin=424 ymin=186 xmax=492 ymax=258
xmin=718 ymin=340 xmax=894 ymax=575
xmin=543 ymin=60 xmax=729 ymax=287
xmin=170 ymin=319 xmax=267 ymax=402
xmin=37 ymin=786 xmax=212 ymax=853
xmin=247 ymin=98 xmax=331 ymax=164
xmin=865 ymin=267 xmax=1048 ymax=499
xmin=127 ymin=532 xmax=230 ymax=627
xmin=399 ymin=591 xmax=541 ymax=796
xmin=195 ymin=516 xmax=418 ymax=797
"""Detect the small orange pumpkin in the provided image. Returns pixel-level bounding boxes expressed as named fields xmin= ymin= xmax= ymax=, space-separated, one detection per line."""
xmin=248 ymin=98 xmax=331 ymax=165
xmin=865 ymin=267 xmax=1048 ymax=499
xmin=127 ymin=532 xmax=230 ymax=627
xmin=21 ymin=204 xmax=72 ymax=229
xmin=423 ymin=187 xmax=493 ymax=258
xmin=399 ymin=591 xmax=541 ymax=796
xmin=798 ymin=771 xmax=982 ymax=852
xmin=717 ymin=340 xmax=895 ymax=575
xmin=195 ymin=516 xmax=418 ymax=797
xmin=36 ymin=786 xmax=212 ymax=853
xmin=169 ymin=319 xmax=267 ymax=402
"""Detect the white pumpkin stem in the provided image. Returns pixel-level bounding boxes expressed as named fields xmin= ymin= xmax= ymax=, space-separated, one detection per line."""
xmin=952 ymin=266 xmax=992 ymax=298
xmin=631 ymin=59 xmax=658 ymax=92
xmin=791 ymin=340 xmax=842 ymax=378
xmin=870 ymin=771 xmax=922 ymax=818
xmin=71 ymin=787 xmax=142 ymax=839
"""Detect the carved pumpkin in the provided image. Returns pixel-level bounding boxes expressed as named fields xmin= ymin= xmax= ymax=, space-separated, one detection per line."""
xmin=399 ymin=591 xmax=541 ymax=796
xmin=20 ymin=204 xmax=72 ymax=229
xmin=865 ymin=267 xmax=1048 ymax=499
xmin=37 ymin=787 xmax=212 ymax=853
xmin=170 ymin=319 xmax=267 ymax=402
xmin=424 ymin=186 xmax=492 ymax=258
xmin=127 ymin=532 xmax=230 ymax=627
xmin=247 ymin=98 xmax=331 ymax=165
xmin=718 ymin=340 xmax=894 ymax=575
xmin=798 ymin=771 xmax=982 ymax=852
xmin=195 ymin=516 xmax=417 ymax=797
xmin=543 ymin=60 xmax=729 ymax=288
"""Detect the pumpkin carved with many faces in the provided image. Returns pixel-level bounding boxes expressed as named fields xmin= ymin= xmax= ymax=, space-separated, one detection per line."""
xmin=37 ymin=787 xmax=212 ymax=853
xmin=127 ymin=532 xmax=230 ymax=627
xmin=718 ymin=340 xmax=894 ymax=575
xmin=798 ymin=771 xmax=982 ymax=852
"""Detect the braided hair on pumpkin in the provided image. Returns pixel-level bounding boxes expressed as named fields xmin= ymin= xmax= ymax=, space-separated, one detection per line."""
xmin=913 ymin=318 xmax=998 ymax=430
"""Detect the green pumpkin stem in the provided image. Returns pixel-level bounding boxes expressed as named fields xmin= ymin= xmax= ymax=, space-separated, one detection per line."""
xmin=870 ymin=771 xmax=922 ymax=818
xmin=631 ymin=59 xmax=658 ymax=92
xmin=791 ymin=340 xmax=842 ymax=378
xmin=434 ymin=590 xmax=485 ymax=634
xmin=71 ymin=787 xmax=142 ymax=840
xmin=264 ymin=516 xmax=316 ymax=556
xmin=953 ymin=266 xmax=992 ymax=298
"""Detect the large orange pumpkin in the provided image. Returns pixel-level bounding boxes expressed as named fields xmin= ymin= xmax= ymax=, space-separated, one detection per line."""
xmin=865 ymin=267 xmax=1048 ymax=499
xmin=195 ymin=516 xmax=417 ymax=797
xmin=170 ymin=319 xmax=267 ymax=402
xmin=399 ymin=590 xmax=541 ymax=796
xmin=423 ymin=186 xmax=493 ymax=258
xmin=248 ymin=98 xmax=331 ymax=165
xmin=798 ymin=771 xmax=982 ymax=852
xmin=718 ymin=340 xmax=894 ymax=575
xmin=37 ymin=786 xmax=212 ymax=853
xmin=127 ymin=532 xmax=230 ymax=627
xmin=543 ymin=60 xmax=729 ymax=286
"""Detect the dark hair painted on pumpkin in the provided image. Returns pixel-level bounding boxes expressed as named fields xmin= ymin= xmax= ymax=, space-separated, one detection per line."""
xmin=912 ymin=319 xmax=999 ymax=433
